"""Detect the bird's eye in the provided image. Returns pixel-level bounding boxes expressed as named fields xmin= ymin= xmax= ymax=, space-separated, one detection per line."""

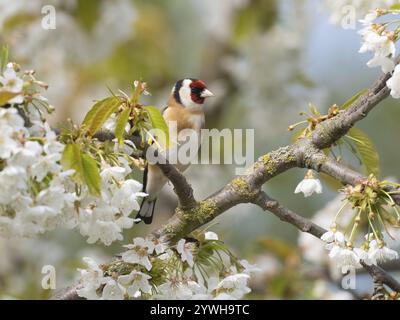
xmin=191 ymin=87 xmax=201 ymax=94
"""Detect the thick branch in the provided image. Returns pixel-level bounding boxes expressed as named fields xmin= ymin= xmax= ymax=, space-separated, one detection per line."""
xmin=156 ymin=158 xmax=197 ymax=209
xmin=361 ymin=262 xmax=400 ymax=292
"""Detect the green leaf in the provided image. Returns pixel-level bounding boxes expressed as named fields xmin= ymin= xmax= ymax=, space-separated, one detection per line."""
xmin=61 ymin=143 xmax=84 ymax=184
xmin=82 ymin=96 xmax=116 ymax=126
xmin=81 ymin=153 xmax=101 ymax=196
xmin=115 ymin=107 xmax=131 ymax=149
xmin=61 ymin=143 xmax=101 ymax=196
xmin=82 ymin=96 xmax=121 ymax=136
xmin=1 ymin=45 xmax=8 ymax=73
xmin=0 ymin=90 xmax=19 ymax=106
xmin=347 ymin=128 xmax=380 ymax=177
xmin=144 ymin=105 xmax=169 ymax=148
xmin=390 ymin=4 xmax=400 ymax=10
xmin=341 ymin=89 xmax=367 ymax=110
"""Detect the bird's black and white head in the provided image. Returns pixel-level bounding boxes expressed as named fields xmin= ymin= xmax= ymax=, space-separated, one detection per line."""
xmin=172 ymin=78 xmax=214 ymax=108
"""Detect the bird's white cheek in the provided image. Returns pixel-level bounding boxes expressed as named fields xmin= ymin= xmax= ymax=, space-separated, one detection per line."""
xmin=179 ymin=85 xmax=194 ymax=108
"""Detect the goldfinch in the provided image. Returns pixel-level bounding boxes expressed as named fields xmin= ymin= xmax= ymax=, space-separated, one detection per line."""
xmin=136 ymin=78 xmax=214 ymax=224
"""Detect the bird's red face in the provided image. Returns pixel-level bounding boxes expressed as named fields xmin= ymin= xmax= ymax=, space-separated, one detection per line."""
xmin=173 ymin=78 xmax=214 ymax=108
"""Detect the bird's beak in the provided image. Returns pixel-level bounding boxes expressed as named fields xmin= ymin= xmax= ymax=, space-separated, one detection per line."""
xmin=200 ymin=89 xmax=215 ymax=98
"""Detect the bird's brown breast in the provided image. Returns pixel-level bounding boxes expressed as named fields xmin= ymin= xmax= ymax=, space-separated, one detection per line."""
xmin=163 ymin=97 xmax=205 ymax=132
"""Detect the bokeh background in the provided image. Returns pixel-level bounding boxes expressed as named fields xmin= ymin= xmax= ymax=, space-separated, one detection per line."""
xmin=0 ymin=0 xmax=399 ymax=299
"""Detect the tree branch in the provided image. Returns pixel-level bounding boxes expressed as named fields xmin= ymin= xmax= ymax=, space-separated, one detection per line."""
xmin=361 ymin=262 xmax=400 ymax=293
xmin=254 ymin=191 xmax=325 ymax=237
xmin=254 ymin=191 xmax=400 ymax=293
xmin=156 ymin=158 xmax=197 ymax=209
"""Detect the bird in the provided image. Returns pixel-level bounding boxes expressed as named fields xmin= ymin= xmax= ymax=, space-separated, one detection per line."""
xmin=136 ymin=78 xmax=214 ymax=224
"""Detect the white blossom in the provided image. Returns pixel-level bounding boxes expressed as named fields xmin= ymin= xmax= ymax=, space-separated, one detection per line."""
xmin=328 ymin=245 xmax=360 ymax=268
xmin=214 ymin=273 xmax=251 ymax=299
xmin=368 ymin=240 xmax=399 ymax=264
xmin=118 ymin=270 xmax=152 ymax=297
xmin=0 ymin=127 xmax=19 ymax=159
xmin=353 ymin=247 xmax=374 ymax=266
xmin=321 ymin=230 xmax=345 ymax=248
xmin=204 ymin=231 xmax=219 ymax=240
xmin=0 ymin=107 xmax=24 ymax=129
xmin=359 ymin=26 xmax=396 ymax=73
xmin=155 ymin=279 xmax=193 ymax=300
xmin=177 ymin=239 xmax=194 ymax=267
xmin=0 ymin=63 xmax=24 ymax=104
xmin=110 ymin=179 xmax=146 ymax=215
xmin=101 ymin=278 xmax=126 ymax=300
xmin=294 ymin=174 xmax=323 ymax=197
xmin=151 ymin=236 xmax=168 ymax=255
xmin=76 ymin=257 xmax=106 ymax=300
xmin=359 ymin=11 xmax=378 ymax=25
xmin=122 ymin=237 xmax=155 ymax=271
xmin=387 ymin=64 xmax=400 ymax=99
xmin=367 ymin=55 xmax=395 ymax=73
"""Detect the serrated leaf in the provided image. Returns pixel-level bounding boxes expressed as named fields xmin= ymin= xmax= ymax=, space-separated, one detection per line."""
xmin=144 ymin=105 xmax=169 ymax=149
xmin=1 ymin=45 xmax=8 ymax=73
xmin=61 ymin=143 xmax=84 ymax=184
xmin=0 ymin=90 xmax=19 ymax=106
xmin=61 ymin=144 xmax=101 ymax=196
xmin=341 ymin=89 xmax=367 ymax=110
xmin=115 ymin=107 xmax=131 ymax=149
xmin=82 ymin=96 xmax=121 ymax=136
xmin=82 ymin=97 xmax=115 ymax=126
xmin=81 ymin=153 xmax=101 ymax=196
xmin=347 ymin=128 xmax=380 ymax=177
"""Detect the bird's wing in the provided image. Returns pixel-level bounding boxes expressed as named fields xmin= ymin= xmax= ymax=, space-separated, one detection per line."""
xmin=142 ymin=163 xmax=148 ymax=193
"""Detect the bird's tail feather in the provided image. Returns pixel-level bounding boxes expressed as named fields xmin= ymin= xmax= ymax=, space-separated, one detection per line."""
xmin=135 ymin=198 xmax=157 ymax=225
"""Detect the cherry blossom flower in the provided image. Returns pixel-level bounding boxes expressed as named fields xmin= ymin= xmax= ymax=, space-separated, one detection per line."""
xmin=122 ymin=237 xmax=155 ymax=271
xmin=294 ymin=170 xmax=323 ymax=197
xmin=118 ymin=270 xmax=152 ymax=297
xmin=368 ymin=240 xmax=399 ymax=264
xmin=76 ymin=257 xmax=106 ymax=300
xmin=177 ymin=239 xmax=194 ymax=267
xmin=101 ymin=278 xmax=126 ymax=300
xmin=387 ymin=65 xmax=400 ymax=99
xmin=0 ymin=63 xmax=24 ymax=104
xmin=328 ymin=245 xmax=360 ymax=268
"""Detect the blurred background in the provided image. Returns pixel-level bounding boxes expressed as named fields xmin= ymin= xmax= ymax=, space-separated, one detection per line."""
xmin=0 ymin=0 xmax=399 ymax=299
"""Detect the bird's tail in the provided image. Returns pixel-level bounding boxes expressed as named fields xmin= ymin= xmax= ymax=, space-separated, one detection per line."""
xmin=135 ymin=197 xmax=157 ymax=225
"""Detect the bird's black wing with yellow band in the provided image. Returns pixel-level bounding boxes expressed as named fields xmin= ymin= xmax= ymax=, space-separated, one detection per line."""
xmin=135 ymin=106 xmax=168 ymax=224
